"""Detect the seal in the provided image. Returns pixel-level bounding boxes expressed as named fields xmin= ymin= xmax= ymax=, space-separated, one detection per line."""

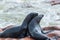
xmin=28 ymin=14 xmax=51 ymax=40
xmin=0 ymin=13 xmax=38 ymax=38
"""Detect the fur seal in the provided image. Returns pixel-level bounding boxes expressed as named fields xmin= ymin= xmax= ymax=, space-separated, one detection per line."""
xmin=0 ymin=13 xmax=38 ymax=38
xmin=28 ymin=14 xmax=51 ymax=40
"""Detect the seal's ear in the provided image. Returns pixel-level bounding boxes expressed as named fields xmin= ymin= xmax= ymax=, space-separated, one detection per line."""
xmin=28 ymin=15 xmax=50 ymax=40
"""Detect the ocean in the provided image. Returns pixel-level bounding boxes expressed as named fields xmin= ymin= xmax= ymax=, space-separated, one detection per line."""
xmin=0 ymin=0 xmax=60 ymax=28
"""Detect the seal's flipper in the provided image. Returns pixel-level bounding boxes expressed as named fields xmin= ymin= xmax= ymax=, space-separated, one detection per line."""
xmin=28 ymin=15 xmax=50 ymax=40
xmin=0 ymin=13 xmax=38 ymax=38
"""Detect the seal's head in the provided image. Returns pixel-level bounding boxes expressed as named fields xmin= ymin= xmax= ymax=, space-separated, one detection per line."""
xmin=31 ymin=14 xmax=44 ymax=23
xmin=37 ymin=14 xmax=44 ymax=23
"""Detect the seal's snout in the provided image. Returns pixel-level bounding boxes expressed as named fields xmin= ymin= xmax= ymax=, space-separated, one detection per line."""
xmin=36 ymin=14 xmax=44 ymax=23
xmin=39 ymin=14 xmax=44 ymax=18
xmin=41 ymin=14 xmax=44 ymax=17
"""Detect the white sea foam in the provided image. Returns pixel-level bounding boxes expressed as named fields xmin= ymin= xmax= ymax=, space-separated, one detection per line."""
xmin=0 ymin=0 xmax=60 ymax=28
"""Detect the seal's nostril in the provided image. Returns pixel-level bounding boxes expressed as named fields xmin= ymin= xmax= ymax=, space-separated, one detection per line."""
xmin=41 ymin=14 xmax=44 ymax=16
xmin=39 ymin=14 xmax=44 ymax=17
xmin=42 ymin=15 xmax=44 ymax=17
